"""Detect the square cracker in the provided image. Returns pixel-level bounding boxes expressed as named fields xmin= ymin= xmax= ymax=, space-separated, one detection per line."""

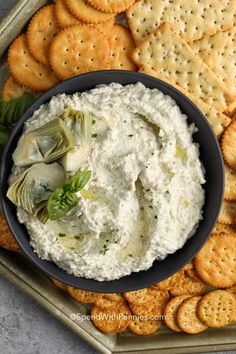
xmin=139 ymin=66 xmax=231 ymax=137
xmin=192 ymin=27 xmax=236 ymax=113
xmin=126 ymin=0 xmax=236 ymax=44
xmin=131 ymin=23 xmax=235 ymax=113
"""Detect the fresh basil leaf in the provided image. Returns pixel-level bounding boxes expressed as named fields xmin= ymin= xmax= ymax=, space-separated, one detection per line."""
xmin=47 ymin=187 xmax=77 ymax=220
xmin=64 ymin=170 xmax=91 ymax=193
xmin=0 ymin=92 xmax=36 ymax=159
xmin=47 ymin=170 xmax=91 ymax=220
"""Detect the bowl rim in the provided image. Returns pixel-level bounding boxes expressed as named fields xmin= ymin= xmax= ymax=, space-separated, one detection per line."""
xmin=0 ymin=70 xmax=224 ymax=292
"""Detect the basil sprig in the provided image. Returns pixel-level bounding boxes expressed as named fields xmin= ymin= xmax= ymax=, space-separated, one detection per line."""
xmin=47 ymin=170 xmax=91 ymax=220
xmin=0 ymin=92 xmax=36 ymax=159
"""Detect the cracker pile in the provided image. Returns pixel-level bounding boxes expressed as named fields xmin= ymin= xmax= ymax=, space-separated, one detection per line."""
xmin=1 ymin=0 xmax=236 ymax=338
xmin=48 ymin=260 xmax=236 ymax=335
xmin=5 ymin=1 xmax=136 ymax=93
xmin=1 ymin=211 xmax=235 ymax=336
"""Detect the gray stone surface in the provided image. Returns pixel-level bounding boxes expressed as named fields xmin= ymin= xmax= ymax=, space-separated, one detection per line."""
xmin=0 ymin=1 xmax=235 ymax=354
xmin=0 ymin=275 xmax=97 ymax=354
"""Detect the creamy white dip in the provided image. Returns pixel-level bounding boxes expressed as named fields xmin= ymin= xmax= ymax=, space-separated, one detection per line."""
xmin=11 ymin=83 xmax=205 ymax=281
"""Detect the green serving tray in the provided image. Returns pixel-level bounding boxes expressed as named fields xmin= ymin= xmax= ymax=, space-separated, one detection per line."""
xmin=0 ymin=2 xmax=236 ymax=353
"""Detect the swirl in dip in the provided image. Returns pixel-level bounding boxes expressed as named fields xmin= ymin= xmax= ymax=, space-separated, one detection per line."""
xmin=8 ymin=83 xmax=205 ymax=281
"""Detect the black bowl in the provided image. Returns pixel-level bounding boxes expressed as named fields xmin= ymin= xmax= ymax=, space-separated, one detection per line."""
xmin=0 ymin=70 xmax=224 ymax=292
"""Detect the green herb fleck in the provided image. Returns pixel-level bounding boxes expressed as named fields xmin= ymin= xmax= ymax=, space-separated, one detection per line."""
xmin=99 ymin=244 xmax=109 ymax=255
xmin=140 ymin=206 xmax=144 ymax=210
xmin=92 ymin=133 xmax=97 ymax=138
xmin=70 ymin=247 xmax=75 ymax=250
xmin=92 ymin=119 xmax=96 ymax=125
xmin=148 ymin=205 xmax=153 ymax=209
xmin=154 ymin=215 xmax=157 ymax=219
xmin=146 ymin=189 xmax=150 ymax=192
xmin=74 ymin=236 xmax=81 ymax=240
xmin=58 ymin=233 xmax=66 ymax=237
xmin=128 ymin=134 xmax=133 ymax=137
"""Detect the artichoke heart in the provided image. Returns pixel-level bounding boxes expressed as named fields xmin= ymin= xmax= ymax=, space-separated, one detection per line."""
xmin=7 ymin=163 xmax=66 ymax=223
xmin=13 ymin=118 xmax=74 ymax=167
xmin=61 ymin=108 xmax=92 ymax=172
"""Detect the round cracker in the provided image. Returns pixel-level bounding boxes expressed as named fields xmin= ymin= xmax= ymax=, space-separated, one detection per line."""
xmin=164 ymin=295 xmax=191 ymax=332
xmin=224 ymin=164 xmax=236 ymax=201
xmin=2 ymin=76 xmax=29 ymax=100
xmin=129 ymin=303 xmax=162 ymax=319
xmin=87 ymin=0 xmax=135 ymax=13
xmin=218 ymin=200 xmax=236 ymax=224
xmin=55 ymin=0 xmax=81 ymax=28
xmin=109 ymin=24 xmax=137 ymax=70
xmin=103 ymin=293 xmax=125 ymax=302
xmin=170 ymin=273 xmax=206 ymax=296
xmin=27 ymin=5 xmax=60 ymax=66
xmin=197 ymin=290 xmax=236 ymax=328
xmin=153 ymin=270 xmax=184 ymax=291
xmin=91 ymin=303 xmax=131 ymax=333
xmin=128 ymin=318 xmax=161 ymax=335
xmin=212 ymin=222 xmax=236 ymax=236
xmin=8 ymin=34 xmax=59 ymax=92
xmin=95 ymin=293 xmax=125 ymax=310
xmin=129 ymin=290 xmax=169 ymax=319
xmin=123 ymin=288 xmax=164 ymax=306
xmin=51 ymin=278 xmax=68 ymax=291
xmin=65 ymin=0 xmax=115 ymax=24
xmin=95 ymin=297 xmax=124 ymax=310
xmin=182 ymin=261 xmax=193 ymax=272
xmin=176 ymin=296 xmax=208 ymax=334
xmin=49 ymin=25 xmax=111 ymax=80
xmin=194 ymin=233 xmax=236 ymax=288
xmin=68 ymin=287 xmax=101 ymax=303
xmin=55 ymin=0 xmax=115 ymax=34
xmin=222 ymin=120 xmax=236 ymax=171
xmin=185 ymin=268 xmax=203 ymax=282
xmin=0 ymin=214 xmax=20 ymax=252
